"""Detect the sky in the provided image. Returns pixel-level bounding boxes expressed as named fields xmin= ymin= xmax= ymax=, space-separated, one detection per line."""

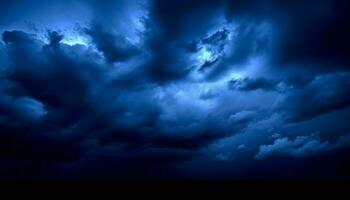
xmin=0 ymin=0 xmax=350 ymax=180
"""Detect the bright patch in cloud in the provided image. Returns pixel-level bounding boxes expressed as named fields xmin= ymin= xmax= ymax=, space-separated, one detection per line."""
xmin=61 ymin=35 xmax=88 ymax=46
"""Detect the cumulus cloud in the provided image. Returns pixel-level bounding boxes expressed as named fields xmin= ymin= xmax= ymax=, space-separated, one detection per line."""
xmin=255 ymin=133 xmax=350 ymax=159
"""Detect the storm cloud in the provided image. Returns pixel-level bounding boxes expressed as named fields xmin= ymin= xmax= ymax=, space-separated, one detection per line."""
xmin=0 ymin=0 xmax=350 ymax=179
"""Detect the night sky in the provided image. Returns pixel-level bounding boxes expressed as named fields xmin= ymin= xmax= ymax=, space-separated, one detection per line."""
xmin=0 ymin=0 xmax=350 ymax=180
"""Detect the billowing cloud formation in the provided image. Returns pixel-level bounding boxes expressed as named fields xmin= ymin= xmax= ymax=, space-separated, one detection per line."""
xmin=0 ymin=0 xmax=350 ymax=179
xmin=255 ymin=133 xmax=350 ymax=159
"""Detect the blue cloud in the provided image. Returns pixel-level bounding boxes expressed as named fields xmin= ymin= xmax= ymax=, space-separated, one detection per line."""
xmin=1 ymin=0 xmax=350 ymax=179
xmin=255 ymin=133 xmax=350 ymax=159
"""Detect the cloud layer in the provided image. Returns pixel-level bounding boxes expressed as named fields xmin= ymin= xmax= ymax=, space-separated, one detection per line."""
xmin=0 ymin=0 xmax=350 ymax=179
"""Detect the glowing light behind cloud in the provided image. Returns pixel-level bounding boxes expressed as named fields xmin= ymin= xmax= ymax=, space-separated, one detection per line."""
xmin=61 ymin=35 xmax=89 ymax=46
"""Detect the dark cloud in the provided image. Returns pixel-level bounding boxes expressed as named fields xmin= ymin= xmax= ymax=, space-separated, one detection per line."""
xmin=48 ymin=31 xmax=63 ymax=47
xmin=0 ymin=31 xmax=102 ymax=161
xmin=228 ymin=77 xmax=280 ymax=92
xmin=269 ymin=0 xmax=350 ymax=69
xmin=202 ymin=29 xmax=229 ymax=46
xmin=277 ymin=73 xmax=350 ymax=122
xmin=149 ymin=0 xmax=225 ymax=40
xmin=0 ymin=29 xmax=246 ymax=167
xmin=85 ymin=23 xmax=140 ymax=63
xmin=142 ymin=40 xmax=192 ymax=82
xmin=226 ymin=0 xmax=350 ymax=67
xmin=142 ymin=0 xmax=229 ymax=82
xmin=1 ymin=0 xmax=350 ymax=180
